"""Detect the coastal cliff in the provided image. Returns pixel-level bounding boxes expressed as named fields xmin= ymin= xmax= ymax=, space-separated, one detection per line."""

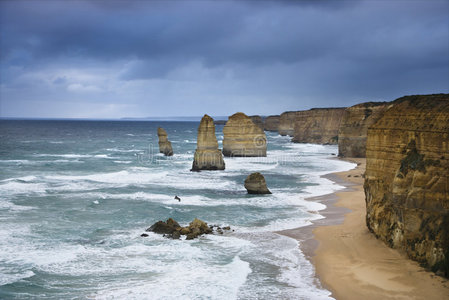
xmin=291 ymin=108 xmax=346 ymax=144
xmin=157 ymin=127 xmax=173 ymax=156
xmin=264 ymin=115 xmax=280 ymax=132
xmin=191 ymin=114 xmax=225 ymax=171
xmin=364 ymin=94 xmax=449 ymax=276
xmin=223 ymin=112 xmax=267 ymax=157
xmin=338 ymin=102 xmax=391 ymax=157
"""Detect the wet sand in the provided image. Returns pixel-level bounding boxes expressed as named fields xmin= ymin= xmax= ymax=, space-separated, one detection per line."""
xmin=280 ymin=158 xmax=449 ymax=299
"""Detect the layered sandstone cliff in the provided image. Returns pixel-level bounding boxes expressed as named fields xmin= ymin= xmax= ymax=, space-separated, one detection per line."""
xmin=364 ymin=94 xmax=449 ymax=276
xmin=157 ymin=127 xmax=173 ymax=156
xmin=264 ymin=115 xmax=280 ymax=132
xmin=191 ymin=115 xmax=225 ymax=171
xmin=338 ymin=102 xmax=391 ymax=157
xmin=223 ymin=112 xmax=267 ymax=157
xmin=291 ymin=108 xmax=346 ymax=144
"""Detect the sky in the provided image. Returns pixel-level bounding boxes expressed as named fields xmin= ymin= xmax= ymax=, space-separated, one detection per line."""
xmin=0 ymin=0 xmax=448 ymax=119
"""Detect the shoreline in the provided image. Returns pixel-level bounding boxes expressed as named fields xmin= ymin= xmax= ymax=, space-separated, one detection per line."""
xmin=280 ymin=157 xmax=449 ymax=299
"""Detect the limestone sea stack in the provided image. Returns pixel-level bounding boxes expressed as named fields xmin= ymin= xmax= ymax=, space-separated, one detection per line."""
xmin=364 ymin=94 xmax=449 ymax=276
xmin=191 ymin=114 xmax=225 ymax=171
xmin=157 ymin=127 xmax=173 ymax=156
xmin=292 ymin=108 xmax=346 ymax=144
xmin=338 ymin=102 xmax=391 ymax=157
xmin=264 ymin=115 xmax=280 ymax=132
xmin=244 ymin=172 xmax=271 ymax=194
xmin=249 ymin=115 xmax=264 ymax=130
xmin=223 ymin=112 xmax=267 ymax=157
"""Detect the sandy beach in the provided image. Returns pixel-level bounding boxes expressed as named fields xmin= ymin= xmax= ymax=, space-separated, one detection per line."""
xmin=281 ymin=158 xmax=449 ymax=300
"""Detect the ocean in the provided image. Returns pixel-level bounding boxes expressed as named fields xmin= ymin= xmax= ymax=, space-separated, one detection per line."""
xmin=0 ymin=120 xmax=355 ymax=299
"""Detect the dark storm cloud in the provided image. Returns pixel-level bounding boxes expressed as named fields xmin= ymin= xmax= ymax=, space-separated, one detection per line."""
xmin=0 ymin=0 xmax=448 ymax=118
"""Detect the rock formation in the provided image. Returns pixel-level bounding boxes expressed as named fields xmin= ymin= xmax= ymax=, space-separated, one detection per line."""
xmin=157 ymin=127 xmax=173 ymax=156
xmin=278 ymin=111 xmax=300 ymax=136
xmin=264 ymin=115 xmax=280 ymax=132
xmin=291 ymin=108 xmax=346 ymax=144
xmin=146 ymin=218 xmax=213 ymax=240
xmin=213 ymin=120 xmax=227 ymax=126
xmin=249 ymin=115 xmax=264 ymax=130
xmin=338 ymin=102 xmax=391 ymax=157
xmin=244 ymin=172 xmax=271 ymax=194
xmin=223 ymin=112 xmax=267 ymax=157
xmin=191 ymin=114 xmax=225 ymax=171
xmin=364 ymin=94 xmax=449 ymax=276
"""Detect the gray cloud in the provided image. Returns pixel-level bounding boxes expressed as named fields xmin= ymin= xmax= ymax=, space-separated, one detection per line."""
xmin=0 ymin=0 xmax=448 ymax=118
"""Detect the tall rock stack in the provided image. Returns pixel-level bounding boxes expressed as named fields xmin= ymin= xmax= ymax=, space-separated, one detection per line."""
xmin=338 ymin=102 xmax=391 ymax=157
xmin=223 ymin=112 xmax=267 ymax=157
xmin=292 ymin=108 xmax=346 ymax=144
xmin=157 ymin=127 xmax=173 ymax=156
xmin=264 ymin=115 xmax=280 ymax=132
xmin=364 ymin=94 xmax=449 ymax=276
xmin=191 ymin=114 xmax=225 ymax=171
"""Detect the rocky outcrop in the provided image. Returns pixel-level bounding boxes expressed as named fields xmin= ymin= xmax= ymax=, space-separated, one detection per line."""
xmin=364 ymin=94 xmax=449 ymax=277
xmin=338 ymin=102 xmax=391 ymax=157
xmin=146 ymin=218 xmax=214 ymax=240
xmin=244 ymin=172 xmax=271 ymax=194
xmin=249 ymin=115 xmax=264 ymax=130
xmin=223 ymin=112 xmax=267 ymax=157
xmin=292 ymin=108 xmax=346 ymax=144
xmin=191 ymin=114 xmax=225 ymax=171
xmin=264 ymin=115 xmax=280 ymax=132
xmin=157 ymin=127 xmax=173 ymax=156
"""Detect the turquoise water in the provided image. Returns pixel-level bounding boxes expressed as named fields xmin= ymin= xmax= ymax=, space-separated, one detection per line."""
xmin=0 ymin=120 xmax=354 ymax=299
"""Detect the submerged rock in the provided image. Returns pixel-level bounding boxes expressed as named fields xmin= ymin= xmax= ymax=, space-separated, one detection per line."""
xmin=244 ymin=172 xmax=271 ymax=194
xmin=191 ymin=114 xmax=225 ymax=171
xmin=157 ymin=127 xmax=174 ymax=156
xmin=223 ymin=112 xmax=267 ymax=157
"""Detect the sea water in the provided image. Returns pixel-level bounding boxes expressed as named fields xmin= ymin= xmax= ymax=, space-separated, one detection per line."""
xmin=0 ymin=120 xmax=355 ymax=299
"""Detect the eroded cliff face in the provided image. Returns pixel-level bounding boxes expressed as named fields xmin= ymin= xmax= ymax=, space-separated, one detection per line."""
xmin=291 ymin=108 xmax=346 ymax=144
xmin=338 ymin=102 xmax=391 ymax=157
xmin=157 ymin=127 xmax=173 ymax=156
xmin=191 ymin=114 xmax=225 ymax=171
xmin=364 ymin=94 xmax=449 ymax=276
xmin=264 ymin=115 xmax=280 ymax=132
xmin=223 ymin=112 xmax=267 ymax=157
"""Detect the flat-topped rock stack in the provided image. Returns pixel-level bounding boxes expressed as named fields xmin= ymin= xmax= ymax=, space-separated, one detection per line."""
xmin=249 ymin=115 xmax=264 ymax=130
xmin=191 ymin=114 xmax=225 ymax=171
xmin=292 ymin=108 xmax=346 ymax=144
xmin=157 ymin=127 xmax=173 ymax=156
xmin=278 ymin=111 xmax=300 ymax=136
xmin=338 ymin=102 xmax=392 ymax=157
xmin=223 ymin=112 xmax=267 ymax=157
xmin=264 ymin=115 xmax=280 ymax=132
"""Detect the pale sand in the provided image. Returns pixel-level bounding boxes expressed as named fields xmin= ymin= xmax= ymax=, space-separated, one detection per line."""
xmin=280 ymin=158 xmax=449 ymax=300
